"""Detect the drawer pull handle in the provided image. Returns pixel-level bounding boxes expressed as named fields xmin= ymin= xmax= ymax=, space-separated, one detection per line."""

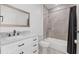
xmin=33 ymin=50 xmax=37 ymax=53
xmin=33 ymin=39 xmax=37 ymax=41
xmin=33 ymin=44 xmax=37 ymax=47
xmin=18 ymin=43 xmax=24 ymax=47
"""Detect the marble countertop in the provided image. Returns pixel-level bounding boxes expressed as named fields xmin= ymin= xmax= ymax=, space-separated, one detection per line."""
xmin=0 ymin=32 xmax=37 ymax=46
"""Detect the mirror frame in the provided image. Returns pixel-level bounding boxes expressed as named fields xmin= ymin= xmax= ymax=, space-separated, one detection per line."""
xmin=0 ymin=4 xmax=30 ymax=27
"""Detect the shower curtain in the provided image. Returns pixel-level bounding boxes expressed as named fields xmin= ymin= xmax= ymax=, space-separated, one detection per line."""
xmin=67 ymin=6 xmax=77 ymax=54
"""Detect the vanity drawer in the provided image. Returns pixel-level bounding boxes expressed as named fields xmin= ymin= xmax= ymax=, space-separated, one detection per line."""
xmin=17 ymin=38 xmax=33 ymax=54
xmin=32 ymin=37 xmax=38 ymax=54
xmin=33 ymin=44 xmax=39 ymax=54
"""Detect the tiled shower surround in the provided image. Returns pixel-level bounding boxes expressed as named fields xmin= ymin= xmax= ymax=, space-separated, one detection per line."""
xmin=43 ymin=5 xmax=70 ymax=40
xmin=43 ymin=5 xmax=49 ymax=39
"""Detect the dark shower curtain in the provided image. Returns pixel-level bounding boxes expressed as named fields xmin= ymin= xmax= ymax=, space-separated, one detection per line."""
xmin=67 ymin=6 xmax=77 ymax=54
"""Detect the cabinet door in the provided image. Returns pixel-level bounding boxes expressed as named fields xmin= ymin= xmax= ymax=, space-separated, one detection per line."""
xmin=22 ymin=38 xmax=33 ymax=54
xmin=16 ymin=38 xmax=33 ymax=54
xmin=1 ymin=42 xmax=18 ymax=54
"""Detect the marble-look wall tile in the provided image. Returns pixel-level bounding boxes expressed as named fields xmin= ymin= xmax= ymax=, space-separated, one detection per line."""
xmin=48 ymin=8 xmax=70 ymax=40
xmin=43 ymin=5 xmax=49 ymax=39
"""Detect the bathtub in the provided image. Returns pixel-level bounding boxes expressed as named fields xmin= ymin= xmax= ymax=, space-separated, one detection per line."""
xmin=39 ymin=37 xmax=67 ymax=54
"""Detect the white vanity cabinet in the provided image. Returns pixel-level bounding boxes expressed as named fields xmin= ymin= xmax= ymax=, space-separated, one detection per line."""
xmin=1 ymin=36 xmax=38 ymax=54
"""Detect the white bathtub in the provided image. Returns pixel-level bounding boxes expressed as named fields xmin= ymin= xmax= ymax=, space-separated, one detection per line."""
xmin=39 ymin=37 xmax=68 ymax=54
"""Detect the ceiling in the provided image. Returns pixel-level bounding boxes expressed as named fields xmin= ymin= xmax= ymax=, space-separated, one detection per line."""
xmin=44 ymin=4 xmax=75 ymax=9
xmin=44 ymin=4 xmax=61 ymax=9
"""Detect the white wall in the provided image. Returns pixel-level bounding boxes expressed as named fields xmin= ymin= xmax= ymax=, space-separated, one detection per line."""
xmin=77 ymin=5 xmax=79 ymax=54
xmin=77 ymin=5 xmax=79 ymax=31
xmin=0 ymin=4 xmax=43 ymax=37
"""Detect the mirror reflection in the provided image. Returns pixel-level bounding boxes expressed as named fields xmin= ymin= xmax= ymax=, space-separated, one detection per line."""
xmin=0 ymin=4 xmax=30 ymax=27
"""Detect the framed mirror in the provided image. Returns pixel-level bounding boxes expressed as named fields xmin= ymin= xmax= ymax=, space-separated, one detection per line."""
xmin=0 ymin=4 xmax=30 ymax=27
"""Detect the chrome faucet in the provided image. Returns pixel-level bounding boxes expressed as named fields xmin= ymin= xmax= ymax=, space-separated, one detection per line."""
xmin=13 ymin=30 xmax=16 ymax=36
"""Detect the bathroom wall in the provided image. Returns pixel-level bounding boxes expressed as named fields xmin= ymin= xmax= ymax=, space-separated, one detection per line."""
xmin=48 ymin=5 xmax=71 ymax=40
xmin=43 ymin=5 xmax=49 ymax=39
xmin=0 ymin=4 xmax=43 ymax=40
xmin=77 ymin=5 xmax=79 ymax=54
xmin=77 ymin=5 xmax=79 ymax=31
